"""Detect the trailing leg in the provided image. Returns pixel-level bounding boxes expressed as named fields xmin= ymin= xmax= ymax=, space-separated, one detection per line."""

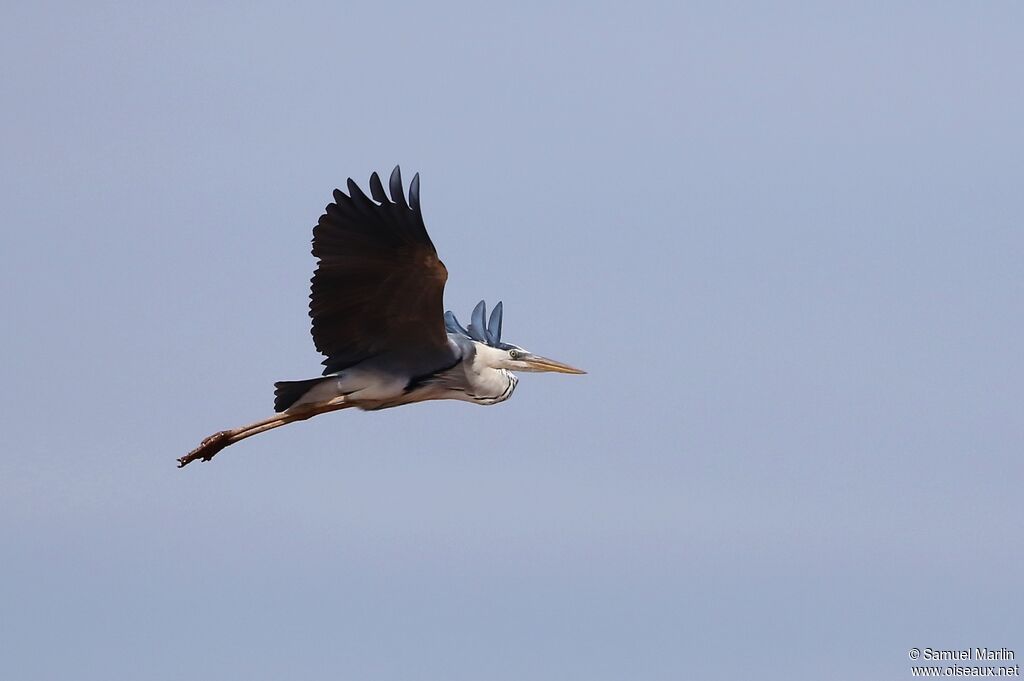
xmin=177 ymin=399 xmax=350 ymax=468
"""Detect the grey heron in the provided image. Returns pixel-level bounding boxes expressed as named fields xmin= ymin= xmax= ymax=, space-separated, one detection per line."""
xmin=178 ymin=167 xmax=585 ymax=467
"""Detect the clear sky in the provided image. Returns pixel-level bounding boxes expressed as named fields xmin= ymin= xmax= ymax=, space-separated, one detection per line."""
xmin=2 ymin=3 xmax=1022 ymax=680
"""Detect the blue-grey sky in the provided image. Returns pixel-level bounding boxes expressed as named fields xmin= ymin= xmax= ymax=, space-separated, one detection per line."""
xmin=2 ymin=3 xmax=1022 ymax=679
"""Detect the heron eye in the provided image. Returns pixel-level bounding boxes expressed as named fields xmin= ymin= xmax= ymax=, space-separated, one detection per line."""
xmin=509 ymin=350 xmax=520 ymax=359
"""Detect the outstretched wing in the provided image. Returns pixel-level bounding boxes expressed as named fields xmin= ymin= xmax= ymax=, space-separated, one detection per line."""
xmin=310 ymin=167 xmax=452 ymax=375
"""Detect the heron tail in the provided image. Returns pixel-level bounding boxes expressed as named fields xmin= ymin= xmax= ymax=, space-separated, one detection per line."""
xmin=273 ymin=378 xmax=329 ymax=412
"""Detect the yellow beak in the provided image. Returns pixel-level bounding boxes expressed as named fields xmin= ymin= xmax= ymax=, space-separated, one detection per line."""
xmin=523 ymin=354 xmax=587 ymax=375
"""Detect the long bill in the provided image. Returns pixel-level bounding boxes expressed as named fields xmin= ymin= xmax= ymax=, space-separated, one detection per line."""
xmin=523 ymin=354 xmax=587 ymax=374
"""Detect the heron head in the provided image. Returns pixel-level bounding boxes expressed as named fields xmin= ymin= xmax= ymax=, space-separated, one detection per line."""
xmin=445 ymin=300 xmax=586 ymax=375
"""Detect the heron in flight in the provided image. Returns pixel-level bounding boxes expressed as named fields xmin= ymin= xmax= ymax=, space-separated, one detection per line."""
xmin=178 ymin=167 xmax=584 ymax=467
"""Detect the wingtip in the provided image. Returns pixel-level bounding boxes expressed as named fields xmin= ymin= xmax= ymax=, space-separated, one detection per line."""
xmin=468 ymin=300 xmax=489 ymax=343
xmin=369 ymin=171 xmax=387 ymax=203
xmin=389 ymin=166 xmax=408 ymax=207
xmin=410 ymin=172 xmax=421 ymax=210
xmin=487 ymin=301 xmax=503 ymax=344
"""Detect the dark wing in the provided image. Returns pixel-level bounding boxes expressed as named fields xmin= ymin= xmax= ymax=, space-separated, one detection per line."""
xmin=310 ymin=167 xmax=452 ymax=375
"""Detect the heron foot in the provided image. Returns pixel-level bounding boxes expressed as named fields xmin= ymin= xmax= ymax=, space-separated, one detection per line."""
xmin=177 ymin=430 xmax=232 ymax=468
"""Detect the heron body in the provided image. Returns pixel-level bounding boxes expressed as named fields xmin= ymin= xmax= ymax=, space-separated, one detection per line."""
xmin=277 ymin=333 xmax=519 ymax=412
xmin=179 ymin=167 xmax=583 ymax=468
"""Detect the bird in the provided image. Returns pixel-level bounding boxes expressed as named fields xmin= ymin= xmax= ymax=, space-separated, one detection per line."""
xmin=178 ymin=167 xmax=585 ymax=468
